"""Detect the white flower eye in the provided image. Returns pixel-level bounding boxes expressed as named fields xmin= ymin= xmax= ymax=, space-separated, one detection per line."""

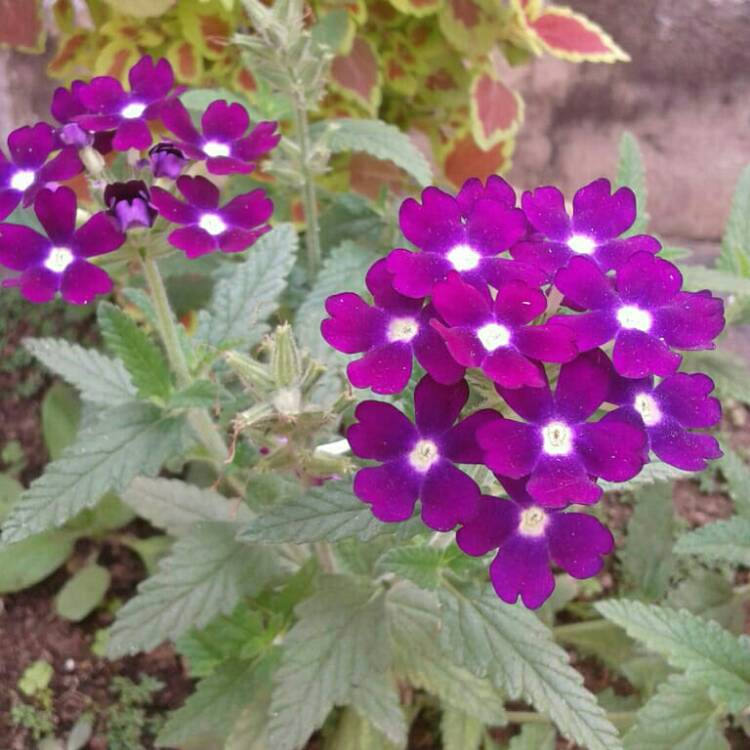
xmin=447 ymin=244 xmax=480 ymax=271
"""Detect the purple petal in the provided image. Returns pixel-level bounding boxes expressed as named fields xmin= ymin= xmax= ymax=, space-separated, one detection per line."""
xmin=494 ymin=280 xmax=547 ymax=326
xmin=37 ymin=146 xmax=83 ymax=184
xmin=489 ymin=536 xmax=555 ymax=609
xmin=616 ymin=252 xmax=682 ymax=308
xmin=347 ymin=343 xmax=413 ymax=394
xmin=572 ymin=179 xmax=635 ymax=240
xmin=430 ymin=320 xmax=484 ymax=368
xmin=168 ymin=226 xmax=218 ymax=258
xmin=150 ymin=186 xmax=199 ymax=224
xmin=206 ymin=156 xmax=254 ymax=175
xmin=443 ymin=409 xmax=499 ymax=464
xmin=79 ymin=77 xmax=127 ymax=113
xmin=549 ymin=309 xmax=618 ymax=352
xmin=482 ymin=257 xmax=547 ymax=290
xmin=365 ymin=256 xmax=423 ymax=314
xmin=420 ymin=461 xmax=480 ymax=530
xmin=233 ymin=121 xmax=281 ymax=161
xmin=0 ymin=224 xmax=49 ymax=270
xmin=432 ymin=273 xmax=491 ymax=327
xmin=576 ymin=413 xmax=647 ymax=482
xmin=218 ymin=226 xmax=270 ymax=253
xmin=74 ymin=212 xmax=126 ymax=258
xmin=414 ymin=375 xmax=468 ymax=435
xmin=19 ymin=266 xmax=59 ymax=303
xmin=554 ymin=349 xmax=611 ymax=423
xmin=613 ymin=329 xmax=681 ymax=378
xmin=177 ymin=175 xmax=220 ymax=210
xmin=161 ymin=98 xmax=201 ymax=144
xmin=413 ymin=321 xmax=466 ymax=384
xmin=650 ymin=422 xmax=722 ymax=471
xmin=347 ymin=400 xmax=416 ymax=460
xmin=129 ymin=56 xmax=174 ymax=101
xmin=34 ymin=186 xmax=76 ymax=243
xmin=51 ymin=82 xmax=86 ymax=123
xmin=514 ymin=323 xmax=577 ymax=364
xmin=596 ymin=234 xmax=661 ymax=271
xmin=78 ymin=113 xmax=122 ymax=132
xmin=554 ymin=256 xmax=617 ymax=310
xmin=353 ymin=462 xmax=420 ymax=522
xmin=467 ymin=200 xmax=526 ymax=254
xmin=0 ymin=190 xmax=21 ymax=221
xmin=548 ymin=511 xmax=613 ymax=578
xmin=399 ymin=187 xmax=463 ymax=253
xmin=202 ymin=99 xmax=250 ymax=141
xmin=322 ymin=293 xmax=386 ymax=354
xmin=484 ymin=348 xmax=546 ymax=389
xmin=521 ymin=185 xmax=570 ymax=241
xmin=7 ymin=123 xmax=55 ymax=169
xmin=457 ymin=495 xmax=519 ymax=555
xmin=386 ymin=248 xmax=449 ymax=298
xmin=60 ymin=260 xmax=112 ymax=304
xmin=655 ymin=291 xmax=725 ymax=349
xmin=220 ymin=189 xmax=273 ymax=229
xmin=456 ymin=175 xmax=515 ymax=212
xmin=113 ymin=118 xmax=152 ymax=151
xmin=526 ymin=455 xmax=601 ymax=507
xmin=510 ymin=239 xmax=569 ymax=278
xmin=656 ymin=373 xmax=721 ymax=428
xmin=497 ymin=380 xmax=554 ymax=423
xmin=480 ymin=419 xmax=540 ymax=478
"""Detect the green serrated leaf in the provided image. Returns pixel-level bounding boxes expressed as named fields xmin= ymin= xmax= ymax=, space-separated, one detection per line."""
xmin=24 ymin=337 xmax=136 ymax=406
xmin=675 ymin=516 xmax=750 ymax=566
xmin=509 ymin=724 xmax=557 ymax=750
xmin=717 ymin=447 xmax=750 ymax=517
xmin=97 ymin=302 xmax=172 ymax=399
xmin=439 ymin=583 xmax=622 ymax=750
xmin=0 ymin=530 xmax=75 ymax=593
xmin=239 ymin=480 xmax=392 ymax=544
xmin=668 ymin=569 xmax=747 ymax=634
xmin=375 ymin=546 xmax=445 ymax=590
xmin=719 ymin=164 xmax=750 ymax=277
xmin=122 ymin=477 xmax=248 ymax=536
xmin=681 ymin=265 xmax=750 ymax=295
xmin=616 ymin=131 xmax=648 ymax=235
xmin=224 ymin=689 xmax=272 ymax=750
xmin=166 ymin=379 xmax=217 ymax=410
xmin=350 ymin=672 xmax=408 ymax=747
xmin=596 ymin=599 xmax=750 ymax=713
xmin=681 ymin=350 xmax=750 ymax=405
xmin=1 ymin=403 xmax=185 ymax=544
xmin=323 ymin=118 xmax=432 ymax=186
xmin=196 ymin=224 xmax=298 ymax=347
xmin=601 ymin=461 xmax=693 ymax=493
xmin=624 ymin=674 xmax=728 ymax=750
xmin=268 ymin=575 xmax=391 ymax=750
xmin=54 ymin=563 xmax=110 ymax=622
xmin=42 ymin=382 xmax=81 ymax=460
xmin=0 ymin=474 xmax=22 ymax=522
xmin=554 ymin=618 xmax=636 ymax=670
xmin=620 ymin=482 xmax=675 ymax=600
xmin=329 ymin=708 xmax=399 ymax=750
xmin=107 ymin=521 xmax=281 ymax=657
xmin=441 ymin=708 xmax=483 ymax=750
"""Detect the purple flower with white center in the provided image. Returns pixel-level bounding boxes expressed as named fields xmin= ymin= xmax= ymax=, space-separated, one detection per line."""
xmin=456 ymin=477 xmax=614 ymax=608
xmin=511 ymin=178 xmax=661 ymax=276
xmin=607 ymin=371 xmax=722 ymax=471
xmin=161 ymin=98 xmax=280 ymax=175
xmin=431 ymin=273 xmax=578 ymax=389
xmin=0 ymin=123 xmax=83 ymax=221
xmin=321 ymin=258 xmax=464 ymax=394
xmin=77 ymin=56 xmax=175 ymax=152
xmin=0 ymin=186 xmax=125 ymax=304
xmin=147 ymin=142 xmax=188 ymax=179
xmin=550 ymin=252 xmax=725 ymax=379
xmin=105 ymin=180 xmax=157 ymax=232
xmin=150 ymin=175 xmax=273 ymax=259
xmin=386 ymin=182 xmax=545 ymax=298
xmin=478 ymin=349 xmax=647 ymax=507
xmin=349 ymin=376 xmax=496 ymax=530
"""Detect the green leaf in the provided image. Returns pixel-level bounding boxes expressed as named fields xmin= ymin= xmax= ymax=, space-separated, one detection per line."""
xmin=108 ymin=522 xmax=281 ymax=657
xmin=324 ymin=118 xmax=432 ymax=186
xmin=681 ymin=265 xmax=750 ymax=295
xmin=351 ymin=673 xmax=408 ymax=747
xmin=97 ymin=302 xmax=172 ymax=400
xmin=239 ymin=480 xmax=391 ymax=544
xmin=157 ymin=651 xmax=278 ymax=748
xmin=42 ymin=382 xmax=81 ymax=460
xmin=1 ymin=403 xmax=185 ymax=544
xmin=554 ymin=619 xmax=636 ymax=670
xmin=329 ymin=708 xmax=399 ymax=750
xmin=616 ymin=131 xmax=648 ymax=235
xmin=717 ymin=448 xmax=750 ymax=517
xmin=719 ymin=164 xmax=750 ymax=277
xmin=24 ymin=337 xmax=136 ymax=406
xmin=196 ymin=224 xmax=298 ymax=347
xmin=166 ymin=379 xmax=217 ymax=410
xmin=509 ymin=724 xmax=557 ymax=750
xmin=375 ymin=546 xmax=446 ymax=590
xmin=268 ymin=575 xmax=391 ymax=750
xmin=0 ymin=530 xmax=75 ymax=593
xmin=0 ymin=474 xmax=22 ymax=522
xmin=675 ymin=516 xmax=750 ymax=566
xmin=54 ymin=563 xmax=110 ymax=622
xmin=619 ymin=483 xmax=675 ymax=600
xmin=681 ymin=350 xmax=750 ymax=405
xmin=295 ymin=240 xmax=373 ymax=363
xmin=439 ymin=583 xmax=621 ymax=750
xmin=595 ymin=599 xmax=750 ymax=712
xmin=225 ymin=689 xmax=272 ymax=750
xmin=601 ymin=461 xmax=693 ymax=493
xmin=441 ymin=708 xmax=483 ymax=750
xmin=658 ymin=245 xmax=692 ymax=262
xmin=122 ymin=477 xmax=249 ymax=537
xmin=623 ymin=674 xmax=728 ymax=750
xmin=668 ymin=569 xmax=747 ymax=634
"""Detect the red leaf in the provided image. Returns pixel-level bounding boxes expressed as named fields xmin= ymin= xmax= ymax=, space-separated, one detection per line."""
xmin=350 ymin=153 xmax=410 ymax=200
xmin=331 ymin=36 xmax=381 ymax=113
xmin=444 ymin=134 xmax=512 ymax=188
xmin=0 ymin=0 xmax=44 ymax=52
xmin=527 ymin=6 xmax=629 ymax=62
xmin=470 ymin=71 xmax=523 ymax=149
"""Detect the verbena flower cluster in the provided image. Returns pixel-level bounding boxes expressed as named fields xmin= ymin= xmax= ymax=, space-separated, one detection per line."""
xmin=323 ymin=177 xmax=725 ymax=608
xmin=0 ymin=56 xmax=279 ymax=304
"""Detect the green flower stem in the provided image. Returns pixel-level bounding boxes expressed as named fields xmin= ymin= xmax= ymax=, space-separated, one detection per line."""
xmin=313 ymin=541 xmax=336 ymax=573
xmin=505 ymin=710 xmax=635 ymax=730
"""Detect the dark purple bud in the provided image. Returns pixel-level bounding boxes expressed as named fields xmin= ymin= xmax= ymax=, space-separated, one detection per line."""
xmin=104 ymin=180 xmax=157 ymax=231
xmin=148 ymin=142 xmax=188 ymax=179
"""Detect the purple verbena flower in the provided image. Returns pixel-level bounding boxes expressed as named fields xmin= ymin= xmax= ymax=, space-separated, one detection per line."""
xmin=387 ymin=179 xmax=545 ymax=298
xmin=77 ymin=56 xmax=175 ymax=152
xmin=457 ymin=476 xmax=613 ymax=608
xmin=349 ymin=375 xmax=495 ymax=530
xmin=321 ymin=258 xmax=464 ymax=394
xmin=511 ymin=178 xmax=661 ymax=276
xmin=431 ymin=273 xmax=578 ymax=388
xmin=105 ymin=180 xmax=157 ymax=232
xmin=478 ymin=349 xmax=647 ymax=506
xmin=150 ymin=175 xmax=273 ymax=259
xmin=0 ymin=123 xmax=83 ymax=220
xmin=161 ymin=98 xmax=280 ymax=175
xmin=0 ymin=186 xmax=125 ymax=304
xmin=608 ymin=371 xmax=722 ymax=471
xmin=147 ymin=142 xmax=188 ymax=179
xmin=551 ymin=252 xmax=725 ymax=379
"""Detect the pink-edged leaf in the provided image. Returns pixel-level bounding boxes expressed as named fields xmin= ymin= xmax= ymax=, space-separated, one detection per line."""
xmin=330 ymin=36 xmax=382 ymax=113
xmin=443 ymin=133 xmax=514 ymax=189
xmin=527 ymin=6 xmax=630 ymax=62
xmin=0 ymin=0 xmax=45 ymax=52
xmin=438 ymin=0 xmax=497 ymax=55
xmin=470 ymin=71 xmax=524 ymax=148
xmin=166 ymin=40 xmax=204 ymax=83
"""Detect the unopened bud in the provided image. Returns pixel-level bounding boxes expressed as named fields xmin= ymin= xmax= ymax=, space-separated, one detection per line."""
xmin=224 ymin=351 xmax=275 ymax=393
xmin=271 ymin=323 xmax=302 ymax=388
xmin=299 ymin=359 xmax=326 ymax=392
xmin=235 ymin=402 xmax=274 ymax=430
xmin=80 ymin=145 xmax=106 ymax=177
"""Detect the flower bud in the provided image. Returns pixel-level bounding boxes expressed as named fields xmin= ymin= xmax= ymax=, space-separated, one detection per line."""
xmin=80 ymin=145 xmax=106 ymax=176
xmin=224 ymin=351 xmax=275 ymax=393
xmin=148 ymin=142 xmax=188 ymax=179
xmin=271 ymin=323 xmax=303 ymax=388
xmin=104 ymin=180 xmax=157 ymax=232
